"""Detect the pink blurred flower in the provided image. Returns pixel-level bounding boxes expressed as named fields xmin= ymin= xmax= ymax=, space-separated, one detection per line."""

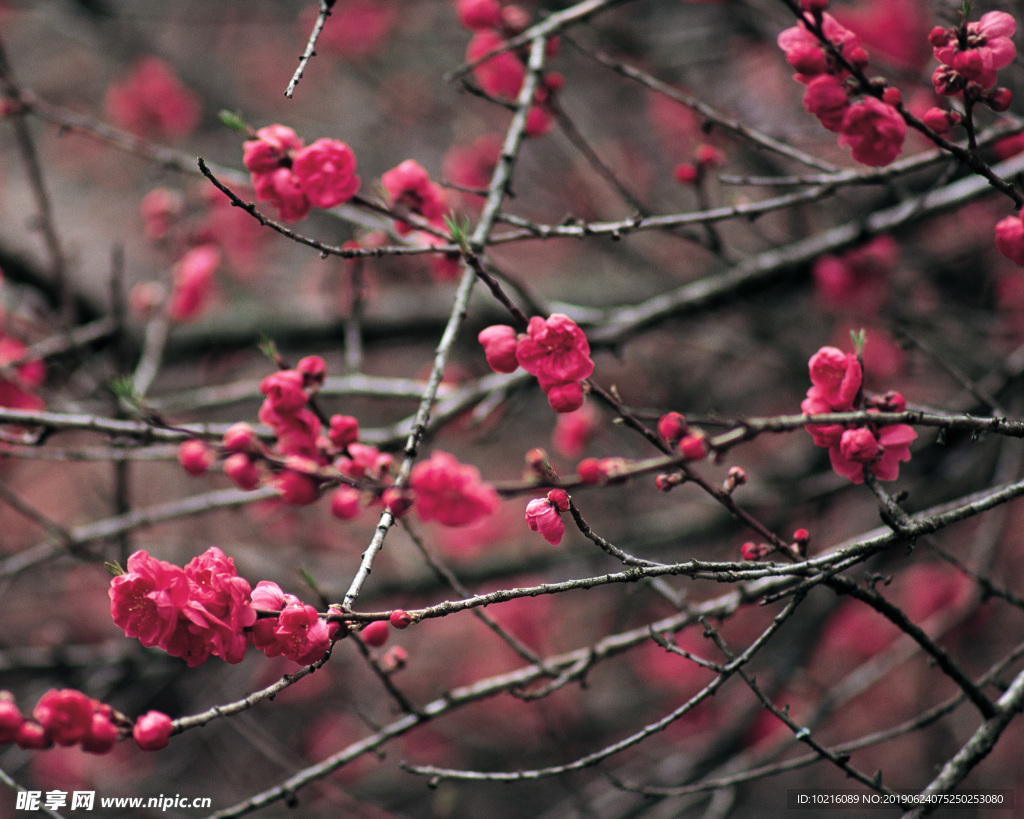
xmin=243 ymin=125 xmax=304 ymax=174
xmin=105 ymin=58 xmax=200 ymax=140
xmin=299 ymin=1 xmax=397 ymax=60
xmin=177 ymin=439 xmax=215 ymax=476
xmin=168 ymin=244 xmax=220 ymax=322
xmin=838 ymin=98 xmax=906 ymax=167
xmin=456 ymin=0 xmax=502 ymax=30
xmin=292 ymin=138 xmax=361 ymax=209
xmin=467 ymin=30 xmax=525 ymax=99
xmin=552 ymin=403 xmax=598 ymax=458
xmin=410 ymin=450 xmax=500 ymax=527
xmin=381 ymin=159 xmax=448 ymax=234
xmin=813 ymin=236 xmax=897 ymax=314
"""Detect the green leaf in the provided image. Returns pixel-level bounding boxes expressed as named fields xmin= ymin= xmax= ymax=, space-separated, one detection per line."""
xmin=104 ymin=560 xmax=125 ymax=577
xmin=219 ymin=109 xmax=250 ymax=133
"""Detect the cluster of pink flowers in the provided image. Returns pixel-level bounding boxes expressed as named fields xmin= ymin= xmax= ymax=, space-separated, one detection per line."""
xmin=777 ymin=7 xmax=905 ymax=166
xmin=105 ymin=57 xmax=200 ymax=141
xmin=525 ymin=488 xmax=569 ymax=545
xmin=0 ymin=688 xmax=175 ymax=755
xmin=242 ymin=125 xmax=360 ymax=222
xmin=458 ymin=0 xmax=561 ymax=137
xmin=179 ymin=358 xmax=502 ymax=528
xmin=109 ymin=548 xmax=256 ymax=667
xmin=479 ymin=314 xmax=594 ymax=413
xmin=801 ymin=345 xmax=916 ymax=484
xmin=930 ymin=12 xmax=1015 ymax=102
xmin=109 ymin=548 xmax=336 ymax=668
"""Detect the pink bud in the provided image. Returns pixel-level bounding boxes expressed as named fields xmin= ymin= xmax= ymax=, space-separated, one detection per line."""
xmin=224 ymin=453 xmax=262 ymax=491
xmin=329 ymin=486 xmax=362 ymax=520
xmin=577 ymin=457 xmax=604 ymax=484
xmin=987 ymin=87 xmax=1013 ymax=112
xmin=360 ymin=620 xmax=390 ymax=648
xmin=178 ymin=439 xmax=215 ymax=476
xmin=525 ymin=496 xmax=565 ymax=545
xmin=383 ymin=487 xmax=414 ymax=518
xmin=695 ymin=144 xmax=724 ymax=167
xmin=546 ymin=488 xmax=570 ymax=512
xmin=928 ymin=26 xmax=950 ymax=48
xmin=657 ymin=411 xmax=689 ymax=444
xmin=133 ymin=710 xmax=173 ymax=751
xmin=81 ymin=711 xmax=119 ymax=755
xmin=275 ymin=469 xmax=320 ymax=505
xmin=222 ymin=422 xmax=258 ymax=454
xmin=296 ymin=355 xmax=327 ymax=388
xmin=741 ymin=542 xmax=770 ymax=561
xmin=328 ymin=414 xmax=360 ymax=449
xmin=15 ymin=721 xmax=52 ymax=750
xmin=478 ymin=325 xmax=520 ymax=374
xmin=655 ymin=473 xmax=682 ymax=492
xmin=389 ymin=610 xmax=413 ymax=629
xmin=545 ymin=381 xmax=585 ymax=413
xmin=678 ymin=433 xmax=707 ymax=461
xmin=673 ymin=163 xmax=698 ymax=184
xmin=793 ymin=528 xmax=810 ymax=546
xmin=881 ymin=87 xmax=902 ymax=106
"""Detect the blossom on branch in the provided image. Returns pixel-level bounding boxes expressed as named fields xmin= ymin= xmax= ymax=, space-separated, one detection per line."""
xmin=409 ymin=450 xmax=500 ymax=527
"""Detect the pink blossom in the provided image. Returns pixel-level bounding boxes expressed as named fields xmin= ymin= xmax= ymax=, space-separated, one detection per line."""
xmin=328 ymin=414 xmax=360 ymax=449
xmin=168 ymin=244 xmax=220 ymax=322
xmin=807 ymin=346 xmax=862 ymax=410
xmin=802 ymin=75 xmax=849 ymax=133
xmin=33 ymin=689 xmax=94 ymax=747
xmin=260 ymin=370 xmax=308 ymax=414
xmin=133 ymin=711 xmax=173 ymax=751
xmin=995 ymin=211 xmax=1024 ymax=265
xmin=252 ymin=167 xmax=311 ymax=222
xmin=243 ymin=125 xmax=304 ymax=174
xmin=800 ymin=393 xmax=845 ymax=448
xmin=552 ymin=403 xmax=598 ymax=458
xmin=872 ymin=423 xmax=917 ymax=481
xmin=360 ymin=620 xmax=390 ymax=647
xmin=525 ymin=494 xmax=566 ymax=545
xmin=839 ymin=427 xmax=879 ymax=463
xmin=467 ymin=30 xmax=525 ymax=99
xmin=292 ymin=139 xmax=361 ymax=209
xmin=516 ymin=314 xmax=595 ymax=392
xmin=838 ymin=98 xmax=906 ymax=167
xmin=0 ymin=698 xmax=23 ymax=744
xmin=776 ymin=12 xmax=863 ymax=83
xmin=140 ymin=187 xmax=183 ymax=241
xmin=258 ymin=601 xmax=332 ymax=665
xmin=182 ymin=547 xmax=256 ymax=665
xmin=105 ymin=58 xmax=200 ymax=140
xmin=545 ymin=380 xmax=584 ymax=413
xmin=933 ymin=11 xmax=1016 ymax=91
xmin=109 ymin=550 xmax=192 ymax=651
xmin=250 ymin=580 xmax=287 ymax=613
xmin=275 ymin=468 xmax=320 ymax=506
xmin=381 ymin=159 xmax=448 ymax=234
xmin=409 ymin=450 xmax=500 ymax=527
xmin=298 ymin=1 xmax=397 ymax=60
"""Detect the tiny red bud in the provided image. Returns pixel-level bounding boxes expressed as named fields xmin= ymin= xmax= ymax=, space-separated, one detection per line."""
xmin=657 ymin=411 xmax=689 ymax=445
xmin=178 ymin=439 xmax=215 ymax=476
xmin=383 ymin=487 xmax=414 ymax=518
xmin=389 ymin=610 xmax=413 ymax=629
xmin=546 ymin=488 xmax=570 ymax=512
xmin=793 ymin=528 xmax=810 ymax=545
xmin=296 ymin=355 xmax=327 ymax=389
xmin=928 ymin=26 xmax=950 ymax=48
xmin=577 ymin=457 xmax=604 ymax=484
xmin=881 ymin=87 xmax=901 ymax=106
xmin=673 ymin=163 xmax=699 ymax=185
xmin=695 ymin=143 xmax=724 ymax=167
xmin=987 ymin=87 xmax=1013 ymax=113
xmin=222 ymin=422 xmax=258 ymax=454
xmin=678 ymin=432 xmax=707 ymax=461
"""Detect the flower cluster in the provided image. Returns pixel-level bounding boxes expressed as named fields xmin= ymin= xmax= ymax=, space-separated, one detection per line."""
xmin=0 ymin=689 xmax=120 ymax=754
xmin=109 ymin=548 xmax=256 ymax=667
xmin=479 ymin=314 xmax=594 ymax=413
xmin=179 ymin=358 xmax=501 ymax=529
xmin=777 ymin=9 xmax=905 ymax=166
xmin=525 ymin=488 xmax=569 ymax=545
xmin=458 ymin=1 xmax=561 ymax=137
xmin=110 ymin=548 xmax=337 ymax=668
xmin=801 ymin=345 xmax=916 ymax=484
xmin=930 ymin=12 xmax=1015 ymax=102
xmin=242 ymin=125 xmax=360 ymax=222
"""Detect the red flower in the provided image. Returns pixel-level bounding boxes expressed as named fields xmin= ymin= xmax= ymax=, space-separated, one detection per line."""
xmin=837 ymin=98 xmax=905 ymax=167
xmin=381 ymin=159 xmax=448 ymax=234
xmin=802 ymin=75 xmax=849 ymax=133
xmin=457 ymin=0 xmax=502 ymax=30
xmin=466 ymin=30 xmax=525 ymax=99
xmin=933 ymin=11 xmax=1015 ymax=91
xmin=409 ymin=451 xmax=500 ymax=527
xmin=516 ymin=314 xmax=594 ymax=391
xmin=243 ymin=125 xmax=303 ymax=174
xmin=168 ymin=244 xmax=220 ymax=322
xmin=252 ymin=167 xmax=311 ymax=223
xmin=109 ymin=550 xmax=192 ymax=651
xmin=292 ymin=139 xmax=361 ymax=209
